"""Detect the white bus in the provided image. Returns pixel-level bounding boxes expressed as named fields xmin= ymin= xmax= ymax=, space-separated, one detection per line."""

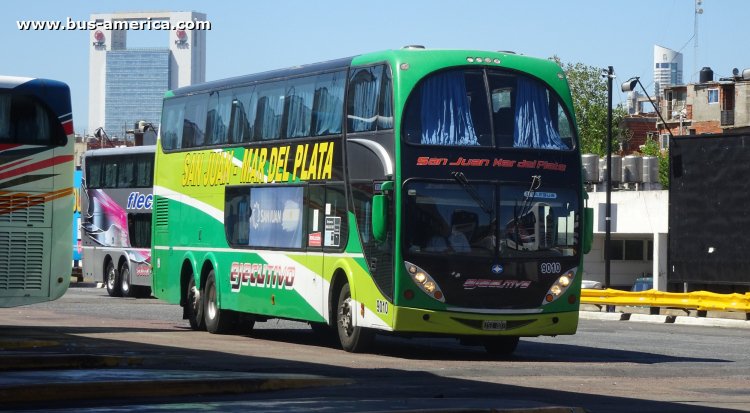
xmin=0 ymin=76 xmax=74 ymax=307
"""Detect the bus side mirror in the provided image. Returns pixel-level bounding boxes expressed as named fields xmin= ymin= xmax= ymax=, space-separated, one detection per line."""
xmin=372 ymin=181 xmax=393 ymax=243
xmin=583 ymin=207 xmax=594 ymax=254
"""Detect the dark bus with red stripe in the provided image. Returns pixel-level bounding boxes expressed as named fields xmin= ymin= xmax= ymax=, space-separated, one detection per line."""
xmin=0 ymin=76 xmax=74 ymax=307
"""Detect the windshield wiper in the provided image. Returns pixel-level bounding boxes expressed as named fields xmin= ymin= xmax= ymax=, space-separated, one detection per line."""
xmin=518 ymin=175 xmax=542 ymax=217
xmin=509 ymin=175 xmax=543 ymax=251
xmin=450 ymin=171 xmax=491 ymax=215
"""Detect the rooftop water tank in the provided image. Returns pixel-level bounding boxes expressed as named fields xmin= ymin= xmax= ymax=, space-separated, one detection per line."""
xmin=599 ymin=155 xmax=622 ymax=183
xmin=623 ymin=155 xmax=642 ymax=183
xmin=642 ymin=156 xmax=659 ymax=183
xmin=700 ymin=67 xmax=714 ymax=83
xmin=582 ymin=154 xmax=599 ymax=183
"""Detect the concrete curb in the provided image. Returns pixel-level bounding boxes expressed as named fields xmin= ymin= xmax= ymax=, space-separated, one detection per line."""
xmin=672 ymin=316 xmax=750 ymax=328
xmin=0 ymin=369 xmax=352 ymax=404
xmin=580 ymin=310 xmax=750 ymax=329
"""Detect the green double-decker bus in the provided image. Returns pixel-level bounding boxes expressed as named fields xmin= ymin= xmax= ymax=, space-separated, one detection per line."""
xmin=152 ymin=48 xmax=593 ymax=354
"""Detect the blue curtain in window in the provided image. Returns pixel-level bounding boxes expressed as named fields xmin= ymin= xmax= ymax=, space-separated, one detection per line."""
xmin=314 ymin=73 xmax=344 ymax=135
xmin=513 ymin=77 xmax=565 ymax=149
xmin=420 ymin=71 xmax=478 ymax=146
xmin=286 ymin=83 xmax=314 ymax=138
xmin=259 ymin=94 xmax=283 ymax=140
xmin=350 ymin=78 xmax=379 ymax=132
xmin=378 ymin=73 xmax=393 ymax=129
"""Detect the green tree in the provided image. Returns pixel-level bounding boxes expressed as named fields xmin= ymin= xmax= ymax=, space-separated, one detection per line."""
xmin=553 ymin=57 xmax=631 ymax=156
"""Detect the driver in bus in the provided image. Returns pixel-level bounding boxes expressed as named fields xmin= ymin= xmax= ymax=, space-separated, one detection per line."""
xmin=425 ymin=221 xmax=471 ymax=253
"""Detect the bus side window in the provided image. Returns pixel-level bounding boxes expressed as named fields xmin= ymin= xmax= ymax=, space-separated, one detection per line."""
xmin=102 ymin=157 xmax=119 ymax=188
xmin=135 ymin=154 xmax=154 ymax=187
xmin=229 ymin=86 xmax=256 ymax=143
xmin=284 ymin=77 xmax=315 ymax=139
xmin=347 ymin=65 xmax=385 ymax=133
xmin=224 ymin=188 xmax=250 ymax=245
xmin=2 ymin=94 xmax=62 ymax=145
xmin=85 ymin=157 xmax=102 ymax=189
xmin=206 ymin=90 xmax=231 ymax=146
xmin=311 ymin=71 xmax=345 ymax=136
xmin=254 ymin=82 xmax=285 ymax=141
xmin=182 ymin=94 xmax=207 ymax=148
xmin=378 ymin=66 xmax=393 ymax=130
xmin=160 ymin=98 xmax=185 ymax=150
xmin=117 ymin=157 xmax=135 ymax=188
xmin=0 ymin=93 xmax=10 ymax=141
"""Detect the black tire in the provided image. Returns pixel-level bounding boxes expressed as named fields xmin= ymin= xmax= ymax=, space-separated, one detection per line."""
xmin=204 ymin=270 xmax=237 ymax=334
xmin=186 ymin=276 xmax=206 ymax=331
xmin=336 ymin=283 xmax=375 ymax=353
xmin=483 ymin=336 xmax=520 ymax=356
xmin=105 ymin=261 xmax=121 ymax=297
xmin=120 ymin=264 xmax=133 ymax=298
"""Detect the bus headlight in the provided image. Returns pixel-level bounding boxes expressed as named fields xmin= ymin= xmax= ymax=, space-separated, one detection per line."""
xmin=543 ymin=269 xmax=576 ymax=305
xmin=405 ymin=261 xmax=445 ymax=303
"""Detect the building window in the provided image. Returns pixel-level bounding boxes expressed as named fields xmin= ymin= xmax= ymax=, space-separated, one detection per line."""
xmin=607 ymin=239 xmax=648 ymax=261
xmin=708 ymin=89 xmax=719 ymax=104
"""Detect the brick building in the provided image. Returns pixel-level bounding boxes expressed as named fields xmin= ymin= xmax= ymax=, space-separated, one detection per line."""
xmin=621 ymin=67 xmax=750 ymax=153
xmin=657 ymin=68 xmax=750 ymax=139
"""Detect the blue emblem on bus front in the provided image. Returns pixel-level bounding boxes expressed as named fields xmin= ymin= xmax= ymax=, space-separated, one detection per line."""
xmin=491 ymin=264 xmax=503 ymax=274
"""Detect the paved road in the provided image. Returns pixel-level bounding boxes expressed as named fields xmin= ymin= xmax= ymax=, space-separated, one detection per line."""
xmin=1 ymin=283 xmax=749 ymax=412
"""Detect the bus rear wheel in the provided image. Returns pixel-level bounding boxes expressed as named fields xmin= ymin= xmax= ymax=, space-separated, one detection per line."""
xmin=105 ymin=261 xmax=121 ymax=297
xmin=186 ymin=276 xmax=206 ymax=331
xmin=120 ymin=264 xmax=133 ymax=298
xmin=483 ymin=336 xmax=520 ymax=356
xmin=204 ymin=270 xmax=237 ymax=334
xmin=336 ymin=283 xmax=374 ymax=353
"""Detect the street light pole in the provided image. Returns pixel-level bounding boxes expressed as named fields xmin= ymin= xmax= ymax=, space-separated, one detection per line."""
xmin=605 ymin=66 xmax=614 ymax=290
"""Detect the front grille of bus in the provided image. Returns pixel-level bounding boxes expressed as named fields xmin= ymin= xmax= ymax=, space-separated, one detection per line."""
xmin=0 ymin=230 xmax=44 ymax=291
xmin=155 ymin=198 xmax=169 ymax=227
xmin=0 ymin=196 xmax=46 ymax=224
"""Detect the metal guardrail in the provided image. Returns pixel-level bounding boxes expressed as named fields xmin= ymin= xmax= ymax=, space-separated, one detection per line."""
xmin=581 ymin=289 xmax=750 ymax=315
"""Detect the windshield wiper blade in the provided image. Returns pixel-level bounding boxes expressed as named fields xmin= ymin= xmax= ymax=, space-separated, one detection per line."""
xmin=519 ymin=175 xmax=542 ymax=217
xmin=450 ymin=171 xmax=491 ymax=215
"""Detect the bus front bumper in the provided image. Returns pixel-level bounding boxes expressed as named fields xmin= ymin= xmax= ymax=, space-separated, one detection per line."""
xmin=392 ymin=306 xmax=579 ymax=337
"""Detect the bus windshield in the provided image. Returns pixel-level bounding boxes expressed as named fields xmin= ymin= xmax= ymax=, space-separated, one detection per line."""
xmin=402 ymin=68 xmax=575 ymax=150
xmin=404 ymin=181 xmax=578 ymax=259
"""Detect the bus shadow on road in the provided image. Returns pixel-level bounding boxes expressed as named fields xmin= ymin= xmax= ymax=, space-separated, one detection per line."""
xmin=0 ymin=324 xmax=743 ymax=413
xmin=241 ymin=326 xmax=729 ymax=365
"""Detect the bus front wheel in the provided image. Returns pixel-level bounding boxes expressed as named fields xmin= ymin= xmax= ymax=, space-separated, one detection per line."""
xmin=336 ymin=283 xmax=374 ymax=353
xmin=204 ymin=270 xmax=237 ymax=334
xmin=105 ymin=261 xmax=121 ymax=297
xmin=186 ymin=276 xmax=206 ymax=331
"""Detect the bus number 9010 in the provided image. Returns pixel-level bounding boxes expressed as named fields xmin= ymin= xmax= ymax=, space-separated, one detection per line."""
xmin=540 ymin=262 xmax=561 ymax=274
xmin=376 ymin=299 xmax=389 ymax=314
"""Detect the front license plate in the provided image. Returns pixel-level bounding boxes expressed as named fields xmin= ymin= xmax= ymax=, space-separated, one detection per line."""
xmin=482 ymin=320 xmax=507 ymax=331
